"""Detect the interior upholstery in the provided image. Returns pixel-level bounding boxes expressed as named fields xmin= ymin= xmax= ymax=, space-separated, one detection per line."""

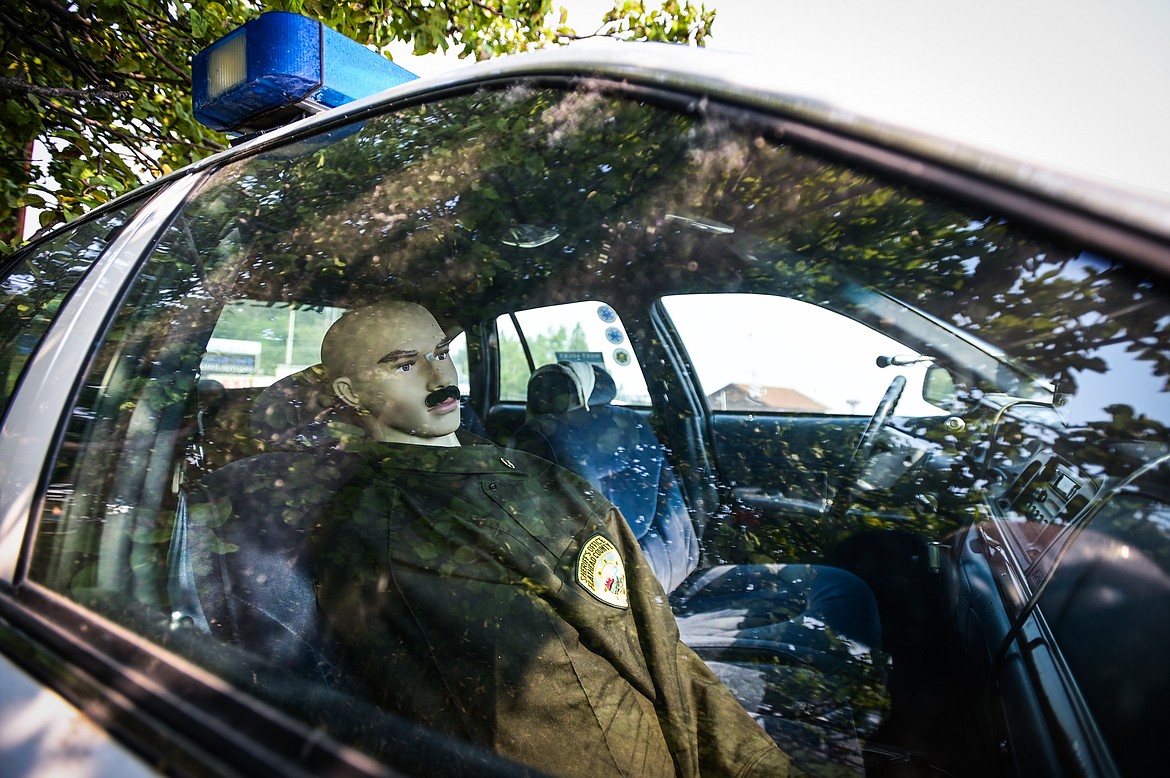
xmin=169 ymin=450 xmax=351 ymax=682
xmin=250 ymin=364 xmax=360 ymax=450
xmin=511 ymin=362 xmax=699 ymax=593
xmin=170 ymin=363 xmax=486 ymax=680
xmin=509 ymin=362 xmax=889 ymax=758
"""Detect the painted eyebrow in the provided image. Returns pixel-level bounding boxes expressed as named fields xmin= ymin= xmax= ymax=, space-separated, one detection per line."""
xmin=376 ymin=349 xmax=418 ymax=364
xmin=375 ymin=338 xmax=452 ymax=364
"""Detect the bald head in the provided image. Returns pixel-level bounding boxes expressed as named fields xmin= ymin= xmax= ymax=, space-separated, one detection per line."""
xmin=322 ymin=301 xmax=434 ymax=378
xmin=322 ymin=301 xmax=461 ymax=446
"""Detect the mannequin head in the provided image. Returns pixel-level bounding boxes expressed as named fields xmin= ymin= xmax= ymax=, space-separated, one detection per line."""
xmin=322 ymin=301 xmax=461 ymax=446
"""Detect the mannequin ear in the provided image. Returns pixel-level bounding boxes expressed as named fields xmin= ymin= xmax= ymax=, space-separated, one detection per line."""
xmin=332 ymin=377 xmax=361 ymax=409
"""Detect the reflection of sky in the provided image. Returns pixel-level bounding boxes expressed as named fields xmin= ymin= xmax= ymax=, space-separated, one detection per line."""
xmin=1 ymin=274 xmax=35 ymax=296
xmin=1061 ymin=341 xmax=1170 ymax=426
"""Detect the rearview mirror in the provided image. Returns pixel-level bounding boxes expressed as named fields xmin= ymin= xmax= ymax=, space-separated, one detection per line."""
xmin=923 ymin=364 xmax=958 ymax=408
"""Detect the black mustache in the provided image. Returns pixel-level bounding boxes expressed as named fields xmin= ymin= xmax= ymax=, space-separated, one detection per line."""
xmin=425 ymin=385 xmax=460 ymax=408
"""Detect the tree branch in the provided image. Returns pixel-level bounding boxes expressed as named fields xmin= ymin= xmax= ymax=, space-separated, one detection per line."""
xmin=42 ymin=100 xmax=218 ymax=163
xmin=124 ymin=0 xmax=188 ymax=32
xmin=118 ymin=72 xmax=190 ymax=87
xmin=127 ymin=17 xmax=191 ymax=83
xmin=388 ymin=0 xmax=425 ymax=27
xmin=0 ymin=76 xmax=131 ymax=102
xmin=35 ymin=0 xmax=95 ymax=31
xmin=470 ymin=1 xmax=503 ymax=17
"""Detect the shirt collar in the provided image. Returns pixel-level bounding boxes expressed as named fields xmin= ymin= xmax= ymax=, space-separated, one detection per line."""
xmin=348 ymin=436 xmax=526 ymax=475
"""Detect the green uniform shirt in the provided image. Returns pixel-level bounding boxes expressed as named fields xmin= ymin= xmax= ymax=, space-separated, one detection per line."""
xmin=311 ymin=440 xmax=792 ymax=777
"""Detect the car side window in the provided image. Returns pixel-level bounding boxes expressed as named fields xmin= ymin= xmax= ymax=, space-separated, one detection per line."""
xmin=661 ymin=293 xmax=942 ymax=417
xmin=201 ymin=301 xmax=471 ymax=394
xmin=17 ymin=74 xmax=1170 ymax=777
xmin=26 ymin=86 xmax=709 ymax=774
xmin=200 ymin=300 xmax=345 ymax=388
xmin=496 ymin=300 xmax=649 ymax=405
xmin=0 ymin=201 xmax=143 ymax=416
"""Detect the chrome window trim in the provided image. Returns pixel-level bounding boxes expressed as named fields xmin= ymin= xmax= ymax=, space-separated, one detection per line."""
xmin=0 ymin=172 xmax=206 ymax=584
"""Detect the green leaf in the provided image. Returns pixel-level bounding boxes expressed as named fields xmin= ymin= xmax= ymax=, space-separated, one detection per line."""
xmin=1 ymin=0 xmax=712 ymax=244
xmin=189 ymin=7 xmax=208 ymax=39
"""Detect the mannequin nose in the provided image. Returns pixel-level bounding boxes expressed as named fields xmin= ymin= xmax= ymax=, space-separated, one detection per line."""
xmin=425 ymin=358 xmax=452 ymax=389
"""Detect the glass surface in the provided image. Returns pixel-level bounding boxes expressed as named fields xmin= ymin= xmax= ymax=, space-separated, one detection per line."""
xmin=0 ymin=201 xmax=143 ymax=415
xmin=201 ymin=300 xmax=345 ymax=388
xmin=25 ymin=82 xmax=1170 ymax=776
xmin=662 ymin=293 xmax=941 ymax=416
xmin=498 ymin=300 xmax=650 ymax=405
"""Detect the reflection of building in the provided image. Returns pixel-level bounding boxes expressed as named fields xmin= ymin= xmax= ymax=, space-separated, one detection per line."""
xmin=707 ymin=383 xmax=827 ymax=412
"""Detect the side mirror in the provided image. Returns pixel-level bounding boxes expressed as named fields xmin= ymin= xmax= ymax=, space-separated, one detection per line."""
xmin=923 ymin=364 xmax=958 ymax=408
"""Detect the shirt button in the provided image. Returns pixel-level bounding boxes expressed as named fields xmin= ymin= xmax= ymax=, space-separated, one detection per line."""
xmin=489 ymin=482 xmax=498 ymax=491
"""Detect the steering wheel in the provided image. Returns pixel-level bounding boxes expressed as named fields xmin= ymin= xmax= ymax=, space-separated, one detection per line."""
xmin=830 ymin=375 xmax=907 ymax=517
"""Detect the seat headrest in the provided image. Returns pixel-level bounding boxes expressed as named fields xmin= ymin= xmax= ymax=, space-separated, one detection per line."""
xmin=250 ymin=364 xmax=354 ymax=449
xmin=527 ymin=362 xmax=617 ymax=416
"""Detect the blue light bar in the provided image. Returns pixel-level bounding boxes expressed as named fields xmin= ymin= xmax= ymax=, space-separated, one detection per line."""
xmin=192 ymin=11 xmax=417 ymax=133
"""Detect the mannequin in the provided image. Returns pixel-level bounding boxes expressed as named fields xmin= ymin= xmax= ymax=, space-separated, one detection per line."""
xmin=312 ymin=300 xmax=792 ymax=777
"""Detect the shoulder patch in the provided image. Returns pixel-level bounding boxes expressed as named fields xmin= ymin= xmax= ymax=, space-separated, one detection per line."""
xmin=576 ymin=534 xmax=629 ymax=609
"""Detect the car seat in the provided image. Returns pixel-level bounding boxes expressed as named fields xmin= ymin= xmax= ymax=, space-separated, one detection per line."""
xmin=510 ymin=362 xmax=889 ymax=767
xmin=510 ymin=361 xmax=699 ymax=593
xmin=167 ymin=448 xmax=352 ymax=681
xmin=168 ymin=364 xmax=486 ymax=680
xmin=249 ymin=363 xmax=362 ymax=450
xmin=167 ymin=365 xmax=363 ymax=680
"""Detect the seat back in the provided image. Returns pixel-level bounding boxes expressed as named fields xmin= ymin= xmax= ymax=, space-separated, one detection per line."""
xmin=168 ymin=451 xmax=352 ymax=681
xmin=510 ymin=362 xmax=698 ymax=593
xmin=250 ymin=364 xmax=361 ymax=450
xmin=169 ymin=365 xmax=358 ymax=680
xmin=167 ymin=359 xmax=495 ymax=678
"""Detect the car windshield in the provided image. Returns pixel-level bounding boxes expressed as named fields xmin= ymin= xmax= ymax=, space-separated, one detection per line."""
xmin=844 ymin=284 xmax=1053 ymax=396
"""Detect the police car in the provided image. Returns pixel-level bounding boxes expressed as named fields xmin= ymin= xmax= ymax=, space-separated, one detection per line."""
xmin=3 ymin=11 xmax=1169 ymax=777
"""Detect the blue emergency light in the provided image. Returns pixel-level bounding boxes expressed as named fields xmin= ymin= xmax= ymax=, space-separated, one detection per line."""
xmin=192 ymin=11 xmax=417 ymax=134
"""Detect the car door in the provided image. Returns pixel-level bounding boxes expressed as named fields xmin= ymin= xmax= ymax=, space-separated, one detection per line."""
xmin=2 ymin=51 xmax=1169 ymax=778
